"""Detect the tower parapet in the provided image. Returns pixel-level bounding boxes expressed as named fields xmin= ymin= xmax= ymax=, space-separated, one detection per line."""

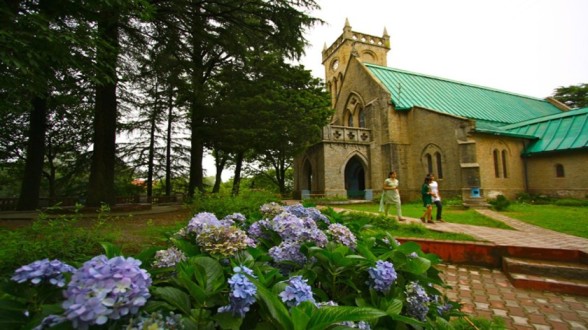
xmin=322 ymin=19 xmax=390 ymax=107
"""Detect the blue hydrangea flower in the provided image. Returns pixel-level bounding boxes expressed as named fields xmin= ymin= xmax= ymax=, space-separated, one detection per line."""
xmin=152 ymin=247 xmax=187 ymax=268
xmin=187 ymin=212 xmax=221 ymax=235
xmin=62 ymin=255 xmax=152 ymax=328
xmin=279 ymin=275 xmax=316 ymax=308
xmin=405 ymin=281 xmax=430 ymax=321
xmin=367 ymin=260 xmax=397 ymax=293
xmin=218 ymin=266 xmax=257 ymax=317
xmin=11 ymin=258 xmax=76 ymax=288
xmin=32 ymin=314 xmax=66 ymax=330
xmin=125 ymin=311 xmax=184 ymax=329
xmin=326 ymin=223 xmax=357 ymax=248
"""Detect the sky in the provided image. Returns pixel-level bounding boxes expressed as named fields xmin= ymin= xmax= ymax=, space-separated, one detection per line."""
xmin=298 ymin=0 xmax=588 ymax=98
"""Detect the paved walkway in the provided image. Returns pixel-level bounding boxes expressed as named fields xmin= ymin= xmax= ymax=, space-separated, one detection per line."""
xmin=433 ymin=210 xmax=588 ymax=329
xmin=330 ymin=206 xmax=588 ymax=329
xmin=2 ymin=204 xmax=588 ymax=328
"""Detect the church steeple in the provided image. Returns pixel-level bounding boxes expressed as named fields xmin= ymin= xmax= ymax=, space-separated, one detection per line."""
xmin=321 ymin=20 xmax=391 ymax=107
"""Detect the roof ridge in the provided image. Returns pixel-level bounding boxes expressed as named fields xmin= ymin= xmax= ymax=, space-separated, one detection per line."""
xmin=364 ymin=63 xmax=546 ymax=102
xmin=501 ymin=107 xmax=588 ymax=129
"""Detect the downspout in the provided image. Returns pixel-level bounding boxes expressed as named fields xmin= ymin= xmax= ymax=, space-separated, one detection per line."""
xmin=522 ymin=140 xmax=529 ymax=193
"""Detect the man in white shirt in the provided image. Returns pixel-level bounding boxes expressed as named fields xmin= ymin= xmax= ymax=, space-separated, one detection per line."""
xmin=429 ymin=174 xmax=444 ymax=222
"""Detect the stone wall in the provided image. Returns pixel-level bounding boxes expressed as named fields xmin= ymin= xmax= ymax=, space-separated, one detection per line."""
xmin=526 ymin=152 xmax=588 ymax=199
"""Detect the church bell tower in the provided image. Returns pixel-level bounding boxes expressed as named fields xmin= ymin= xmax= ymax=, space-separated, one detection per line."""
xmin=322 ymin=19 xmax=390 ymax=106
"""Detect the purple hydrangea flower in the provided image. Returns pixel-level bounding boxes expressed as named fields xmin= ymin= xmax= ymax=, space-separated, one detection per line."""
xmin=326 ymin=223 xmax=357 ymax=248
xmin=196 ymin=226 xmax=254 ymax=257
xmin=367 ymin=260 xmax=397 ymax=293
xmin=284 ymin=204 xmax=330 ymax=224
xmin=222 ymin=213 xmax=246 ymax=223
xmin=271 ymin=213 xmax=327 ymax=247
xmin=152 ymin=247 xmax=187 ymax=268
xmin=408 ymin=252 xmax=418 ymax=258
xmin=218 ymin=266 xmax=257 ymax=317
xmin=405 ymin=281 xmax=430 ymax=321
xmin=268 ymin=241 xmax=307 ymax=265
xmin=260 ymin=202 xmax=284 ymax=219
xmin=187 ymin=212 xmax=221 ymax=235
xmin=62 ymin=255 xmax=152 ymax=328
xmin=247 ymin=219 xmax=271 ymax=241
xmin=11 ymin=258 xmax=76 ymax=288
xmin=279 ymin=275 xmax=316 ymax=308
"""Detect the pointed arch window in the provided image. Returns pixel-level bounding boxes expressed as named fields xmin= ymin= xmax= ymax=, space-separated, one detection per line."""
xmin=555 ymin=164 xmax=565 ymax=177
xmin=358 ymin=109 xmax=366 ymax=128
xmin=435 ymin=152 xmax=443 ymax=179
xmin=501 ymin=150 xmax=508 ymax=178
xmin=493 ymin=149 xmax=500 ymax=178
xmin=426 ymin=154 xmax=433 ymax=174
xmin=346 ymin=111 xmax=354 ymax=127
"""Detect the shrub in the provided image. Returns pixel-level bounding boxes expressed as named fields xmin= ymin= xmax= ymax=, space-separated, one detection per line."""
xmin=554 ymin=198 xmax=588 ymax=207
xmin=0 ymin=205 xmax=116 ymax=281
xmin=190 ymin=190 xmax=280 ymax=220
xmin=488 ymin=195 xmax=511 ymax=211
xmin=1 ymin=201 xmax=467 ymax=329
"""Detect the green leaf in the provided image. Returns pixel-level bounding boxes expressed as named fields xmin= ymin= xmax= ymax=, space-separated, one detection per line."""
xmin=212 ymin=312 xmax=243 ymax=330
xmin=152 ymin=286 xmax=192 ymax=315
xmin=248 ymin=277 xmax=293 ymax=330
xmin=395 ymin=241 xmax=421 ymax=254
xmin=404 ymin=256 xmax=431 ymax=275
xmin=306 ymin=306 xmax=387 ymax=330
xmin=385 ymin=299 xmax=403 ymax=315
xmin=100 ymin=242 xmax=122 ymax=258
xmin=387 ymin=312 xmax=425 ymax=327
xmin=291 ymin=303 xmax=312 ymax=330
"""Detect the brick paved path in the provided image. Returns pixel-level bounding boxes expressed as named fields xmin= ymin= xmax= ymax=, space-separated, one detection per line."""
xmin=419 ymin=209 xmax=588 ymax=329
xmin=327 ymin=205 xmax=588 ymax=329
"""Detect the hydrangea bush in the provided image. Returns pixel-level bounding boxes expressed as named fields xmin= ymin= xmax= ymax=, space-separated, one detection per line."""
xmin=0 ymin=201 xmax=462 ymax=329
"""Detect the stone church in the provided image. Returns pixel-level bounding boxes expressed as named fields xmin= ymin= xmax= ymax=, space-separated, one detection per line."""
xmin=293 ymin=20 xmax=588 ymax=203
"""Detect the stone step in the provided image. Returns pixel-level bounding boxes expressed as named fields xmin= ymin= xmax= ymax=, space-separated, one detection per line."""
xmin=502 ymin=257 xmax=588 ymax=296
xmin=506 ymin=272 xmax=588 ymax=296
xmin=503 ymin=257 xmax=588 ymax=281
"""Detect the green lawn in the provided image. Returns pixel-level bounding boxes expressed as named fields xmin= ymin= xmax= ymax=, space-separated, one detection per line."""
xmin=329 ymin=202 xmax=513 ymax=229
xmin=500 ymin=203 xmax=588 ymax=239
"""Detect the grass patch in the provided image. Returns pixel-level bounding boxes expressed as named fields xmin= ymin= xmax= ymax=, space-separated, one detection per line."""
xmin=323 ymin=208 xmax=479 ymax=242
xmin=332 ymin=202 xmax=513 ymax=230
xmin=500 ymin=203 xmax=588 ymax=239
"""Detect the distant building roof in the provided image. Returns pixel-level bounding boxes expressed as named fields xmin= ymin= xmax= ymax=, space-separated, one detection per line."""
xmin=500 ymin=107 xmax=588 ymax=155
xmin=365 ymin=63 xmax=562 ymax=125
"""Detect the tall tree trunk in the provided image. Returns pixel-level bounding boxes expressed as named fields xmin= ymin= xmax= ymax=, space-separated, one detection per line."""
xmin=16 ymin=96 xmax=47 ymax=210
xmin=231 ymin=151 xmax=244 ymax=197
xmin=147 ymin=110 xmax=156 ymax=200
xmin=212 ymin=149 xmax=227 ymax=193
xmin=165 ymin=86 xmax=173 ymax=197
xmin=188 ymin=113 xmax=204 ymax=198
xmin=86 ymin=8 xmax=119 ymax=207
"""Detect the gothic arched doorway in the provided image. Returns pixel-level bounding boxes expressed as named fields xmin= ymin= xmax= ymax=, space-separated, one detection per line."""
xmin=344 ymin=156 xmax=366 ymax=199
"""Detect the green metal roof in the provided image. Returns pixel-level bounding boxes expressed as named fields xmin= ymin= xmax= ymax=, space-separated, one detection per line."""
xmin=365 ymin=63 xmax=562 ymax=125
xmin=500 ymin=107 xmax=588 ymax=155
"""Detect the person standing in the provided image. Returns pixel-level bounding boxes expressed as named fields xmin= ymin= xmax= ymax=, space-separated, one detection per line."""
xmin=379 ymin=171 xmax=404 ymax=221
xmin=420 ymin=175 xmax=434 ymax=224
xmin=429 ymin=174 xmax=444 ymax=222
